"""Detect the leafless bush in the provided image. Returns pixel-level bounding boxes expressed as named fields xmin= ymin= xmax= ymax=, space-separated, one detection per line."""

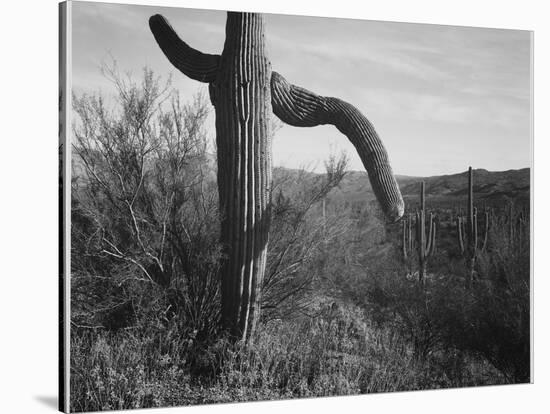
xmin=262 ymin=152 xmax=351 ymax=320
xmin=71 ymin=63 xmax=221 ymax=336
xmin=460 ymin=204 xmax=530 ymax=382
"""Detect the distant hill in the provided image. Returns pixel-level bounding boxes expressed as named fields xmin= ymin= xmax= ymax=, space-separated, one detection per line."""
xmin=319 ymin=167 xmax=530 ymax=211
xmin=73 ymin=149 xmax=529 ymax=213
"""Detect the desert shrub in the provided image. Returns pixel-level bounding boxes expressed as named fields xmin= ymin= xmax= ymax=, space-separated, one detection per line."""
xmin=71 ymin=63 xmax=223 ymax=339
xmin=448 ymin=205 xmax=530 ymax=382
xmin=357 ymin=203 xmax=529 ymax=385
xmin=362 ymin=254 xmax=453 ymax=360
xmin=262 ymin=154 xmax=350 ymax=321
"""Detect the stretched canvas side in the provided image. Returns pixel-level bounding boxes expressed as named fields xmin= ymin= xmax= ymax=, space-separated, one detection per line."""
xmin=59 ymin=1 xmax=72 ymax=412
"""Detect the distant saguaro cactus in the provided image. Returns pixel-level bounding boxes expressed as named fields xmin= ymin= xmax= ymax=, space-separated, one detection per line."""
xmin=402 ymin=182 xmax=436 ymax=285
xmin=416 ymin=182 xmax=436 ymax=285
xmin=456 ymin=167 xmax=489 ymax=286
xmin=149 ymin=12 xmax=404 ymax=341
xmin=402 ymin=213 xmax=414 ymax=274
xmin=505 ymin=202 xmax=529 ymax=253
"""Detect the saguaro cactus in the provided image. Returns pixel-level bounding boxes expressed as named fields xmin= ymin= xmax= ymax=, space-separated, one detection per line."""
xmin=416 ymin=182 xmax=436 ymax=284
xmin=149 ymin=12 xmax=404 ymax=340
xmin=456 ymin=167 xmax=489 ymax=286
xmin=402 ymin=213 xmax=413 ymax=275
xmin=402 ymin=183 xmax=436 ymax=284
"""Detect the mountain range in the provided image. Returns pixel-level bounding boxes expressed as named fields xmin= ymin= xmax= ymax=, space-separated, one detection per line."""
xmin=324 ymin=167 xmax=530 ymax=211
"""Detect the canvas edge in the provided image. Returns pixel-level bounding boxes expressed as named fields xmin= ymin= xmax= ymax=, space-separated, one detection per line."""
xmin=59 ymin=1 xmax=72 ymax=412
xmin=529 ymin=29 xmax=534 ymax=385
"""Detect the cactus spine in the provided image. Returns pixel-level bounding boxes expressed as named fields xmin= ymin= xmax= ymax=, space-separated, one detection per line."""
xmin=149 ymin=12 xmax=404 ymax=341
xmin=456 ymin=167 xmax=489 ymax=286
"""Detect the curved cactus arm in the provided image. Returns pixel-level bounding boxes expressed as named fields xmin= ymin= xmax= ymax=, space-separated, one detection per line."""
xmin=270 ymin=71 xmax=404 ymax=222
xmin=149 ymin=14 xmax=221 ymax=83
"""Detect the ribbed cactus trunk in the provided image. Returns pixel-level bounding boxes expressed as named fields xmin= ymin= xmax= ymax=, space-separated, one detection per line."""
xmin=214 ymin=13 xmax=272 ymax=340
xmin=149 ymin=11 xmax=404 ymax=342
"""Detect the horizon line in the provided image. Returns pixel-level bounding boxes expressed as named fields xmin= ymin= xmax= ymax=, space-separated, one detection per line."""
xmin=272 ymin=164 xmax=531 ymax=178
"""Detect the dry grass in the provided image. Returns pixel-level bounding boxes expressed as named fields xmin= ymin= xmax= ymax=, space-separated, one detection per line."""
xmin=70 ymin=301 xmax=505 ymax=412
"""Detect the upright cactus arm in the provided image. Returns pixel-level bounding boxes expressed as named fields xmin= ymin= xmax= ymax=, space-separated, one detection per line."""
xmin=473 ymin=207 xmax=479 ymax=253
xmin=416 ymin=211 xmax=421 ymax=244
xmin=149 ymin=14 xmax=221 ymax=83
xmin=481 ymin=209 xmax=489 ymax=252
xmin=467 ymin=167 xmax=474 ymax=241
xmin=426 ymin=212 xmax=434 ymax=253
xmin=457 ymin=216 xmax=465 ymax=254
xmin=429 ymin=221 xmax=436 ymax=255
xmin=271 ymin=71 xmax=404 ymax=222
xmin=408 ymin=214 xmax=413 ymax=252
xmin=402 ymin=219 xmax=408 ymax=259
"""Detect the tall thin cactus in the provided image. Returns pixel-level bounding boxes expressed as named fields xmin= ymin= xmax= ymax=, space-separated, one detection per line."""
xmin=149 ymin=11 xmax=404 ymax=341
xmin=402 ymin=182 xmax=436 ymax=285
xmin=416 ymin=182 xmax=436 ymax=284
xmin=402 ymin=213 xmax=414 ymax=274
xmin=507 ymin=202 xmax=528 ymax=253
xmin=456 ymin=167 xmax=489 ymax=286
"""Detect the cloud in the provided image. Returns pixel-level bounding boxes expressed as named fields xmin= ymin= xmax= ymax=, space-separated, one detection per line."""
xmin=70 ymin=2 xmax=531 ymax=176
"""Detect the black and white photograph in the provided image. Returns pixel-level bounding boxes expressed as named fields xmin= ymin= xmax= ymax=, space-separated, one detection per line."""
xmin=59 ymin=1 xmax=532 ymax=412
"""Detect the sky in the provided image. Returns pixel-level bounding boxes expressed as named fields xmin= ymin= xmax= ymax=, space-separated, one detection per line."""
xmin=70 ymin=1 xmax=532 ymax=176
